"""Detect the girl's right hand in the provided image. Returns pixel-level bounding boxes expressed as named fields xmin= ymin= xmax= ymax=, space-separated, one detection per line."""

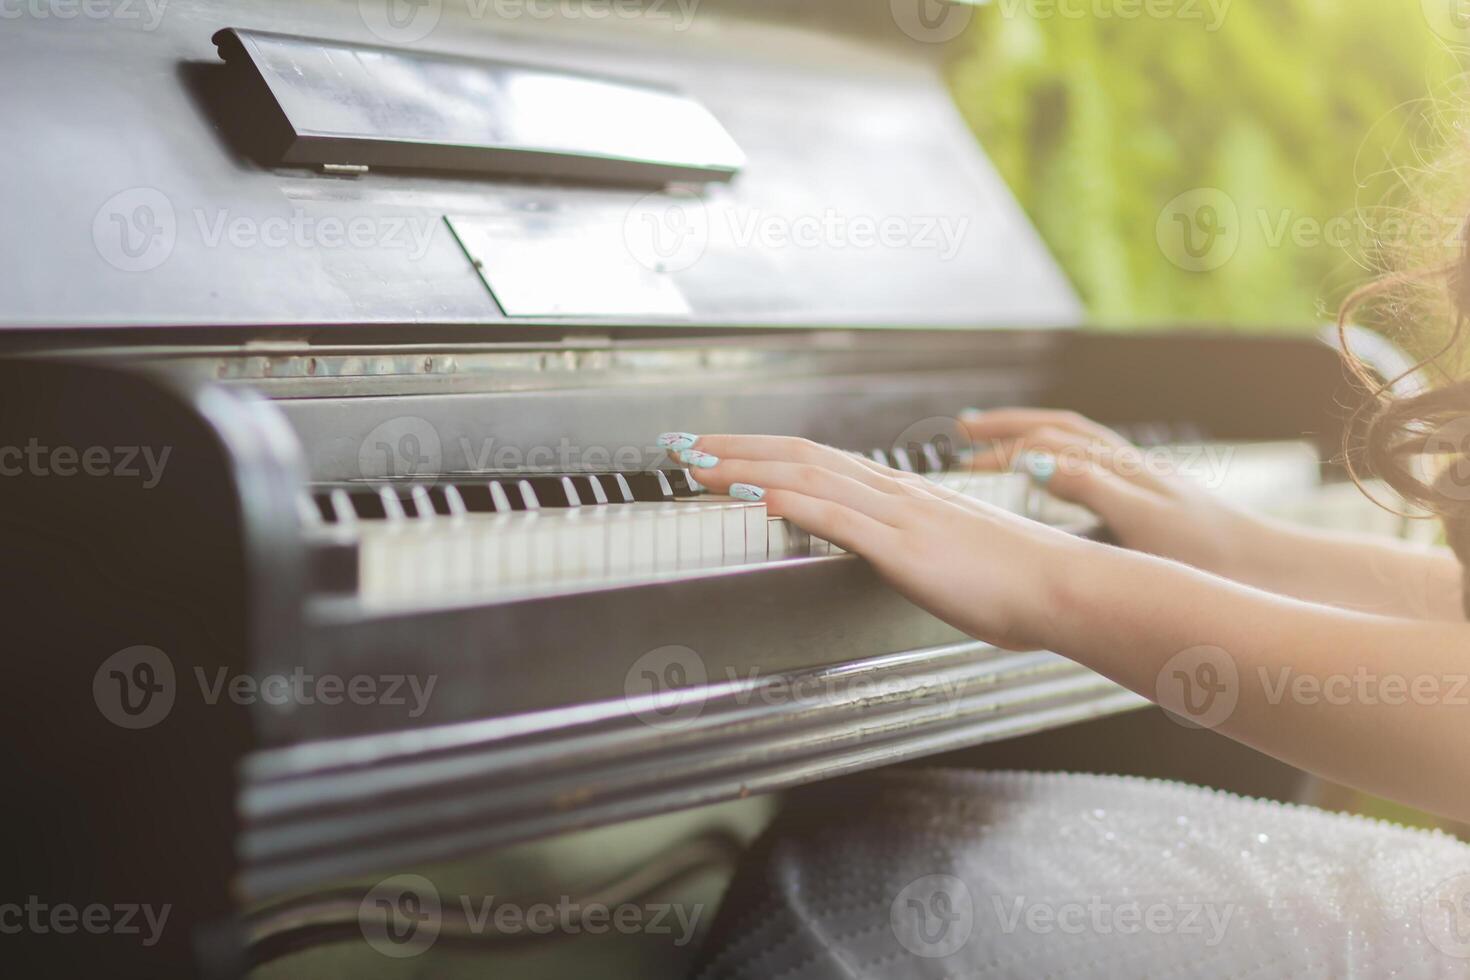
xmin=961 ymin=408 xmax=1265 ymax=579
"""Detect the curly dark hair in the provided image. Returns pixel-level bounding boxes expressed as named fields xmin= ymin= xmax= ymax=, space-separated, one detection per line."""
xmin=1339 ymin=239 xmax=1470 ymax=613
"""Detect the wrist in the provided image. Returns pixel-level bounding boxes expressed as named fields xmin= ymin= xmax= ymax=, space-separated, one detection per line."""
xmin=1038 ymin=535 xmax=1130 ymax=654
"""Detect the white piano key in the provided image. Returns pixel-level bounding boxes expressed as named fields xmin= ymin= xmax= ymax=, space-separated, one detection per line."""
xmin=675 ymin=503 xmax=703 ymax=570
xmin=766 ymin=517 xmax=788 ymax=559
xmin=720 ymin=503 xmax=746 ymax=565
xmin=742 ymin=502 xmax=768 ymax=563
xmin=606 ymin=508 xmax=635 ymax=578
xmin=553 ymin=511 xmax=586 ymax=582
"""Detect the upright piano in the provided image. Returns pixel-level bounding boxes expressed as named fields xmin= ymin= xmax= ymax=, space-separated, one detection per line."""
xmin=0 ymin=1 xmax=1387 ymax=976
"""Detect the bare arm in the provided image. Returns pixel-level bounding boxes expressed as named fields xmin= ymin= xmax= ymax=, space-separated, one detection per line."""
xmin=1056 ymin=541 xmax=1470 ymax=822
xmin=669 ymin=431 xmax=1470 ymax=823
xmin=1222 ymin=516 xmax=1464 ymax=620
xmin=961 ymin=408 xmax=1465 ymax=622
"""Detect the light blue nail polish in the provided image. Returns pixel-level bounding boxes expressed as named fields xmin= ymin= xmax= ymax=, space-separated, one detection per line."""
xmin=1019 ymin=450 xmax=1057 ymax=485
xmin=959 ymin=407 xmax=984 ymax=418
xmin=658 ymin=432 xmax=698 ymax=451
xmin=729 ymin=483 xmax=765 ymax=502
xmin=677 ymin=449 xmax=719 ymax=469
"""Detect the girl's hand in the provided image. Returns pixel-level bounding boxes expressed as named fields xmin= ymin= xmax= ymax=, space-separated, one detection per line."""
xmin=960 ymin=408 xmax=1260 ymax=579
xmin=660 ymin=433 xmax=1098 ymax=651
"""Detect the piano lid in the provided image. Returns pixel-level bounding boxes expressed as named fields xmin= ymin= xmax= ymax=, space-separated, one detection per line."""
xmin=0 ymin=0 xmax=1081 ymax=332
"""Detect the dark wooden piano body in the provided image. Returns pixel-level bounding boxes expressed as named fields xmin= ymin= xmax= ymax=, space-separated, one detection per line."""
xmin=0 ymin=2 xmax=1365 ymax=976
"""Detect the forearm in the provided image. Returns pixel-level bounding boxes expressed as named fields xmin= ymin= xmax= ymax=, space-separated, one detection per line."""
xmin=1216 ymin=510 xmax=1464 ymax=621
xmin=1048 ymin=540 xmax=1470 ymax=822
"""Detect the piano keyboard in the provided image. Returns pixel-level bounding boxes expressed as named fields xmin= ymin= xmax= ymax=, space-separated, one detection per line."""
xmin=304 ymin=464 xmax=1038 ymax=606
xmin=301 ymin=438 xmax=1359 ymax=609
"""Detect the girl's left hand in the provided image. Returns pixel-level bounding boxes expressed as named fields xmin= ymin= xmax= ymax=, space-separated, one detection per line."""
xmin=660 ymin=433 xmax=1097 ymax=651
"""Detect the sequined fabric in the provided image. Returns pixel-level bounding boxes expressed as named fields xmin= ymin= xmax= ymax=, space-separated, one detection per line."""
xmin=692 ymin=770 xmax=1470 ymax=979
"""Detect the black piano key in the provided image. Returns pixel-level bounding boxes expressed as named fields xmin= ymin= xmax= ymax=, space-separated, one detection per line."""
xmin=520 ymin=475 xmax=581 ymax=507
xmin=453 ymin=483 xmax=498 ymax=513
xmin=569 ymin=474 xmax=610 ymax=505
xmin=621 ymin=471 xmax=675 ymax=502
xmin=607 ymin=473 xmax=635 ymax=504
xmin=311 ymin=491 xmax=339 ymax=524
xmin=663 ymin=469 xmax=702 ymax=497
xmin=346 ymin=488 xmax=388 ymax=520
xmin=385 ymin=486 xmax=428 ymax=519
xmin=515 ymin=479 xmax=541 ymax=510
xmin=919 ymin=442 xmax=945 ymax=475
xmin=425 ymin=485 xmax=458 ymax=516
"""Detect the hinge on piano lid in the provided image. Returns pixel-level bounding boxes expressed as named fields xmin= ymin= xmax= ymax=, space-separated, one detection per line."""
xmin=319 ymin=164 xmax=369 ymax=176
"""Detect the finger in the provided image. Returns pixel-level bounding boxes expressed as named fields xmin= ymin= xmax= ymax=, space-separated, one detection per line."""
xmin=1020 ymin=450 xmax=1165 ymax=529
xmin=960 ymin=408 xmax=1122 ymax=444
xmin=760 ymin=487 xmax=901 ymax=556
xmin=691 ymin=459 xmax=912 ymax=526
xmin=969 ymin=426 xmax=1094 ymax=473
xmin=844 ymin=452 xmax=951 ymax=500
xmin=670 ymin=434 xmax=924 ymax=497
xmin=972 ymin=428 xmax=1172 ymax=495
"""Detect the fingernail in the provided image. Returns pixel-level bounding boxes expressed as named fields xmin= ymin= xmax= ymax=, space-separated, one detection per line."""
xmin=658 ymin=432 xmax=698 ymax=451
xmin=677 ymin=449 xmax=719 ymax=469
xmin=1017 ymin=450 xmax=1057 ymax=485
xmin=960 ymin=407 xmax=984 ymax=419
xmin=729 ymin=483 xmax=765 ymax=501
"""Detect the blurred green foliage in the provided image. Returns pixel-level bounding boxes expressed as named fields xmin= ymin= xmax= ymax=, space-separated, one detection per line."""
xmin=949 ymin=0 xmax=1466 ymax=330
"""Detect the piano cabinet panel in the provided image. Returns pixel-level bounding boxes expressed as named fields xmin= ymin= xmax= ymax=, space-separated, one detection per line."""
xmin=0 ymin=360 xmax=307 ymax=978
